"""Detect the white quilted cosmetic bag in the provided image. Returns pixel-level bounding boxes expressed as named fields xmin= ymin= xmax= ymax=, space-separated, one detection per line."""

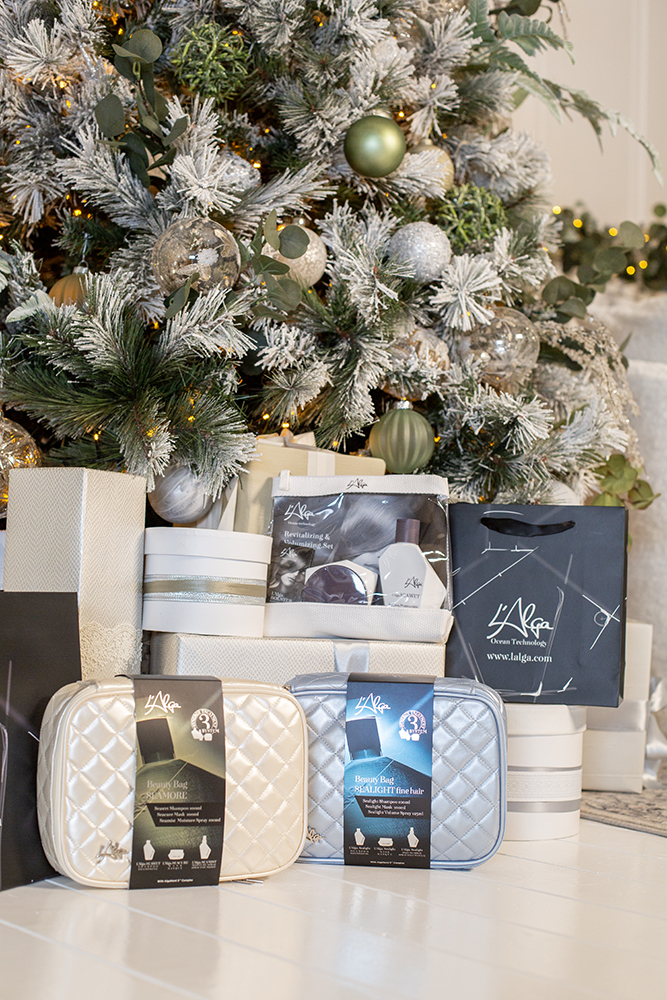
xmin=37 ymin=677 xmax=308 ymax=887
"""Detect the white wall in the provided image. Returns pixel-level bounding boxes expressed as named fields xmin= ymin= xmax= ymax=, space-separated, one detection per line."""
xmin=512 ymin=0 xmax=667 ymax=227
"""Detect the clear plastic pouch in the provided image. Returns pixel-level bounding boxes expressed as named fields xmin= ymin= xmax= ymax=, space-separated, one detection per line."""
xmin=263 ymin=473 xmax=453 ymax=643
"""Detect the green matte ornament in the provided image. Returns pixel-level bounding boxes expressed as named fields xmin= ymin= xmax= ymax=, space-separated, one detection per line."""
xmin=343 ymin=116 xmax=406 ymax=178
xmin=369 ymin=403 xmax=435 ymax=474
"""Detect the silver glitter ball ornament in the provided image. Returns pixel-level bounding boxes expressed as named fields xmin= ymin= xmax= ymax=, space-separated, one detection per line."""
xmin=148 ymin=465 xmax=214 ymax=524
xmin=267 ymin=227 xmax=328 ymax=287
xmin=151 ymin=218 xmax=241 ymax=297
xmin=388 ymin=222 xmax=452 ymax=282
xmin=0 ymin=416 xmax=40 ymax=517
xmin=460 ymin=306 xmax=541 ymax=393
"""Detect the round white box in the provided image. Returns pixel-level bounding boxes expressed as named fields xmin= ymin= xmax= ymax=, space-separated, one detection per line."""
xmin=504 ymin=704 xmax=586 ymax=841
xmin=143 ymin=527 xmax=272 ymax=637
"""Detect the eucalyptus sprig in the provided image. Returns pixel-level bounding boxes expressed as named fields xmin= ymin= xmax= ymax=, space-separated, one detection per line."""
xmin=241 ymin=209 xmax=309 ymax=319
xmin=94 ymin=29 xmax=188 ymax=190
xmin=542 ymin=220 xmax=646 ymax=321
xmin=590 ymin=453 xmax=659 ymax=510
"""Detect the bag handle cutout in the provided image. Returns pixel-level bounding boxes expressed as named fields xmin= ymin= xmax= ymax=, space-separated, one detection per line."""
xmin=480 ymin=516 xmax=575 ymax=537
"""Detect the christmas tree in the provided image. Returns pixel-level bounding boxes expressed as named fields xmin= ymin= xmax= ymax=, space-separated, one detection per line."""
xmin=0 ymin=0 xmax=659 ymax=515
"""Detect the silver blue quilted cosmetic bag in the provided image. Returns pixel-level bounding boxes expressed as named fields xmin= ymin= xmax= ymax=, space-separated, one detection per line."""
xmin=286 ymin=673 xmax=507 ymax=870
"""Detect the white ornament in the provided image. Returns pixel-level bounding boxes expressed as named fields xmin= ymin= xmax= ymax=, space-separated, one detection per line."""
xmin=148 ymin=465 xmax=214 ymax=524
xmin=409 ymin=139 xmax=455 ymax=195
xmin=268 ymin=227 xmax=328 ymax=287
xmin=548 ymin=480 xmax=583 ymax=506
xmin=388 ymin=222 xmax=452 ymax=282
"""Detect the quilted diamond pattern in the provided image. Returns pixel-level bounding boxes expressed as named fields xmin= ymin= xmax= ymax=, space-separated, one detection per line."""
xmin=37 ymin=678 xmax=307 ymax=887
xmin=288 ymin=674 xmax=506 ymax=869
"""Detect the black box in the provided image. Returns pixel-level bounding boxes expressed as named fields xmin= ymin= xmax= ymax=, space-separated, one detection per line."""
xmin=445 ymin=504 xmax=627 ymax=706
xmin=0 ymin=592 xmax=81 ymax=890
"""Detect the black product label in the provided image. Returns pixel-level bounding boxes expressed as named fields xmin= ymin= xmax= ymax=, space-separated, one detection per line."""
xmin=344 ymin=674 xmax=434 ymax=869
xmin=129 ymin=678 xmax=225 ymax=889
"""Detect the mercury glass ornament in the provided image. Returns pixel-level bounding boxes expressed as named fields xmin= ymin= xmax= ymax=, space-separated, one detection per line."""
xmin=388 ymin=222 xmax=452 ymax=282
xmin=383 ymin=322 xmax=450 ymax=400
xmin=409 ymin=139 xmax=455 ymax=195
xmin=219 ymin=149 xmax=261 ymax=194
xmin=268 ymin=227 xmax=328 ymax=287
xmin=343 ymin=115 xmax=406 ymax=178
xmin=151 ymin=218 xmax=241 ymax=297
xmin=148 ymin=465 xmax=214 ymax=524
xmin=460 ymin=306 xmax=541 ymax=394
xmin=0 ymin=417 xmax=41 ymax=517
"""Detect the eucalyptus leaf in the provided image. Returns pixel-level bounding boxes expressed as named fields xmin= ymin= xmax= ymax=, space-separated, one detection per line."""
xmin=120 ymin=132 xmax=149 ymax=164
xmin=165 ymin=272 xmax=199 ymax=319
xmin=148 ymin=147 xmax=176 ymax=171
xmin=263 ymin=210 xmax=280 ymax=251
xmin=268 ymin=277 xmax=302 ymax=313
xmin=250 ymin=222 xmax=264 ymax=257
xmin=505 ymin=0 xmax=542 ymax=14
xmin=142 ymin=66 xmax=156 ymax=110
xmin=627 ymin=479 xmax=659 ymax=509
xmin=94 ymin=93 xmax=126 ymax=138
xmin=114 ymin=29 xmax=162 ymax=64
xmin=542 ymin=275 xmax=578 ymax=304
xmin=594 ymin=246 xmax=628 ymax=273
xmin=126 ymin=152 xmax=151 ymax=189
xmin=589 ymin=492 xmax=624 ymax=507
xmin=278 ymin=225 xmax=309 ymax=259
xmin=154 ymin=91 xmax=169 ymax=123
xmin=596 ymin=455 xmax=638 ymax=493
xmin=259 ymin=258 xmax=291 ymax=276
xmin=571 ymin=284 xmax=595 ymax=305
xmin=556 ymin=297 xmax=587 ymax=319
xmin=112 ymin=44 xmax=151 ymax=66
xmin=252 ymin=305 xmax=290 ymax=320
xmin=163 ymin=117 xmax=189 ymax=147
xmin=618 ymin=220 xmax=646 ymax=249
xmin=576 ymin=263 xmax=598 ymax=285
xmin=113 ymin=54 xmax=136 ymax=82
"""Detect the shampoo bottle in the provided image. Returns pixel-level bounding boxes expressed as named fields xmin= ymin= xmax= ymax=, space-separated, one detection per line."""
xmin=378 ymin=518 xmax=446 ymax=609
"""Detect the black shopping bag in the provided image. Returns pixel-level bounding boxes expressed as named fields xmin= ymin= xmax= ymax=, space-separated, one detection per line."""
xmin=445 ymin=504 xmax=627 ymax=705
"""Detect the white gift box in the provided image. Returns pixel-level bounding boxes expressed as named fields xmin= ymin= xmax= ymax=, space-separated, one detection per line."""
xmin=4 ymin=467 xmax=146 ymax=680
xmin=582 ymin=621 xmax=653 ymax=793
xmin=143 ymin=527 xmax=272 ymax=637
xmin=505 ymin=704 xmax=586 ymax=841
xmin=150 ymin=632 xmax=446 ymax=686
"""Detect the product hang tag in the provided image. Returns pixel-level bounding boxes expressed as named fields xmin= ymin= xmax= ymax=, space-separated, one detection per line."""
xmin=344 ymin=673 xmax=434 ymax=868
xmin=129 ymin=677 xmax=226 ymax=889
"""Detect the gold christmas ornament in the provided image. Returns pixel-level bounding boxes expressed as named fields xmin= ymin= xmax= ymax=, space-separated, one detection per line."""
xmin=459 ymin=306 xmax=541 ymax=394
xmin=369 ymin=402 xmax=435 ymax=474
xmin=0 ymin=416 xmax=41 ymax=517
xmin=268 ymin=226 xmax=328 ymax=287
xmin=383 ymin=322 xmax=450 ymax=401
xmin=48 ymin=267 xmax=88 ymax=307
xmin=409 ymin=139 xmax=454 ymax=195
xmin=151 ymin=218 xmax=241 ymax=297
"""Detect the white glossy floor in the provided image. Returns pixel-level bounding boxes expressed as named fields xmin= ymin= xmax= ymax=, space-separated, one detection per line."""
xmin=0 ymin=820 xmax=665 ymax=1000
